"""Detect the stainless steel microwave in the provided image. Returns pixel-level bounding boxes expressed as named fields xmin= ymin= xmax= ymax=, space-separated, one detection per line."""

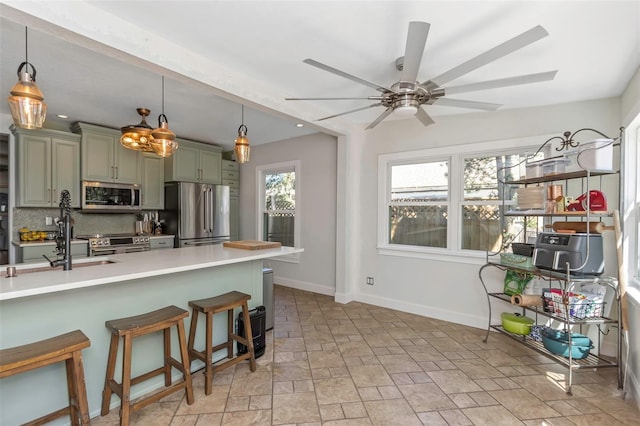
xmin=81 ymin=181 xmax=142 ymax=212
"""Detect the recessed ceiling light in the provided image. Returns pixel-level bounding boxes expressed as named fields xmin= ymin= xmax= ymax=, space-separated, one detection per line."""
xmin=296 ymin=123 xmax=304 ymax=127
xmin=57 ymin=114 xmax=69 ymax=119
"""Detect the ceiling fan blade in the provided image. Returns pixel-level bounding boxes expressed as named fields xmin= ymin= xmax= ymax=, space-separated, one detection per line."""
xmin=415 ymin=107 xmax=435 ymax=127
xmin=303 ymin=59 xmax=394 ymax=93
xmin=430 ymin=25 xmax=549 ymax=86
xmin=286 ymin=96 xmax=384 ymax=100
xmin=401 ymin=21 xmax=430 ymax=83
xmin=434 ymin=98 xmax=502 ymax=111
xmin=444 ymin=71 xmax=557 ymax=95
xmin=316 ymin=103 xmax=383 ymax=121
xmin=365 ymin=107 xmax=393 ymax=130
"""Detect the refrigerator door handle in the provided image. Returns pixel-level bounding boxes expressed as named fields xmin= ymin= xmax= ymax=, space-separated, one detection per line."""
xmin=207 ymin=187 xmax=213 ymax=233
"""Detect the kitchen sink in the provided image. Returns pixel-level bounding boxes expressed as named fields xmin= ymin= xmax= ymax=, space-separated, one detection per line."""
xmin=6 ymin=259 xmax=117 ymax=276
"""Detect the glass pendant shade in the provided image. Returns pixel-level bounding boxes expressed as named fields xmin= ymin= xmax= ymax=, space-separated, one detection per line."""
xmin=234 ymin=124 xmax=250 ymax=163
xmin=120 ymin=108 xmax=154 ymax=152
xmin=8 ymin=62 xmax=47 ymax=129
xmin=151 ymin=114 xmax=179 ymax=157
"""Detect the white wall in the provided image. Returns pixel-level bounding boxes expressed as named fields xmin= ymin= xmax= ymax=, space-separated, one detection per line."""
xmin=346 ymin=97 xmax=622 ymax=328
xmin=239 ymin=132 xmax=338 ymax=295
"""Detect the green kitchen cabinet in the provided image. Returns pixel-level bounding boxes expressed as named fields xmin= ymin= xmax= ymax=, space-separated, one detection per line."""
xmin=222 ymin=160 xmax=240 ymax=240
xmin=164 ymin=139 xmax=222 ymax=184
xmin=73 ymin=122 xmax=139 ymax=184
xmin=13 ymin=126 xmax=81 ymax=208
xmin=140 ymin=153 xmax=164 ymax=210
xmin=150 ymin=235 xmax=174 ymax=250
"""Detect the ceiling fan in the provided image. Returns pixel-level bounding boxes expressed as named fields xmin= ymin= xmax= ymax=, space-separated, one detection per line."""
xmin=286 ymin=22 xmax=557 ymax=129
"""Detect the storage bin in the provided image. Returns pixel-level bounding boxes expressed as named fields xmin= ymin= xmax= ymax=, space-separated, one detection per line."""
xmin=542 ymin=157 xmax=568 ymax=176
xmin=501 ymin=312 xmax=534 ymax=335
xmin=564 ymin=139 xmax=614 ymax=173
xmin=525 ymin=161 xmax=544 ymax=179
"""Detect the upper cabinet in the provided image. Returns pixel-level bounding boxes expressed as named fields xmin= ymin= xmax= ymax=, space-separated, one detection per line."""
xmin=72 ymin=122 xmax=139 ymax=184
xmin=139 ymin=153 xmax=164 ymax=210
xmin=164 ymin=139 xmax=222 ymax=184
xmin=13 ymin=126 xmax=81 ymax=208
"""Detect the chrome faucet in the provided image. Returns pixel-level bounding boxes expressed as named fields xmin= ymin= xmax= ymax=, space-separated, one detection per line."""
xmin=43 ymin=190 xmax=73 ymax=270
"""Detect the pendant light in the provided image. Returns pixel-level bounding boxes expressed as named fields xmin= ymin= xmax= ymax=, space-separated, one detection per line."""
xmin=7 ymin=27 xmax=47 ymax=129
xmin=234 ymin=105 xmax=250 ymax=163
xmin=150 ymin=76 xmax=178 ymax=157
xmin=120 ymin=108 xmax=154 ymax=152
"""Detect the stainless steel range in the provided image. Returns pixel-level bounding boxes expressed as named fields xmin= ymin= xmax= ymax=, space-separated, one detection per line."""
xmin=78 ymin=234 xmax=151 ymax=256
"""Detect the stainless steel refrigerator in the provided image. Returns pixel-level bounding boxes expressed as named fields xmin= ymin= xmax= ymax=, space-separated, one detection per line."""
xmin=161 ymin=182 xmax=230 ymax=247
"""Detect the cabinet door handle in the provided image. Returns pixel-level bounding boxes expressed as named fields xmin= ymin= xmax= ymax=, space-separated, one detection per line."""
xmin=115 ymin=166 xmax=118 ymax=180
xmin=47 ymin=189 xmax=51 ymax=203
xmin=111 ymin=166 xmax=115 ymax=179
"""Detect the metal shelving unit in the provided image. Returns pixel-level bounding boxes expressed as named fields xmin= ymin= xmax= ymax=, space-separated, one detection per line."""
xmin=479 ymin=261 xmax=622 ymax=394
xmin=480 ymin=128 xmax=623 ymax=395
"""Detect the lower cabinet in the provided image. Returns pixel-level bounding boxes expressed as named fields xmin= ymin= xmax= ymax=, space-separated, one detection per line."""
xmin=16 ymin=242 xmax=88 ymax=263
xmin=150 ymin=235 xmax=175 ymax=250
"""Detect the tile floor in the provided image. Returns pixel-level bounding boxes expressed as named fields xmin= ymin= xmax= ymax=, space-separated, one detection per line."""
xmin=94 ymin=285 xmax=639 ymax=425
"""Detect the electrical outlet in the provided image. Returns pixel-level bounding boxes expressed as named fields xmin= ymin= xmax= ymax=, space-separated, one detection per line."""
xmin=366 ymin=277 xmax=374 ymax=285
xmin=45 ymin=216 xmax=53 ymax=226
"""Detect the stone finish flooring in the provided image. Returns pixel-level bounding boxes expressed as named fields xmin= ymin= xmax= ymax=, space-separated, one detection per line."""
xmin=95 ymin=285 xmax=639 ymax=425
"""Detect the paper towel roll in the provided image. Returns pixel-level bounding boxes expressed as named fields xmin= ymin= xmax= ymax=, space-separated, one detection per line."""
xmin=511 ymin=294 xmax=543 ymax=307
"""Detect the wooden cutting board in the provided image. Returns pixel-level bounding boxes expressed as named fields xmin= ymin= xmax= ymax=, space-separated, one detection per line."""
xmin=223 ymin=240 xmax=282 ymax=250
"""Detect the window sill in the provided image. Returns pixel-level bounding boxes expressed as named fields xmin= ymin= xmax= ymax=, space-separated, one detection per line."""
xmin=377 ymin=245 xmax=488 ymax=265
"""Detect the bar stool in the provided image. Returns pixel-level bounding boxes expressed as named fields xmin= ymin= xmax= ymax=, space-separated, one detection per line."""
xmin=187 ymin=291 xmax=257 ymax=395
xmin=0 ymin=330 xmax=90 ymax=425
xmin=101 ymin=305 xmax=194 ymax=425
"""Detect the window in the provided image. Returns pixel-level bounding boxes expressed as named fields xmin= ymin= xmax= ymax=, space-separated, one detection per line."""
xmin=461 ymin=153 xmax=535 ymax=252
xmin=379 ymin=137 xmax=545 ymax=260
xmin=257 ymin=161 xmax=300 ymax=259
xmin=389 ymin=160 xmax=449 ymax=248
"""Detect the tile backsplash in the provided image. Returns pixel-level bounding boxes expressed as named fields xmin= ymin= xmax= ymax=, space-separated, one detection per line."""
xmin=12 ymin=208 xmax=157 ymax=240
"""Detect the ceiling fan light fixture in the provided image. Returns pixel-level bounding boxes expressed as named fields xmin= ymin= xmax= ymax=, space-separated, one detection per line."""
xmin=8 ymin=28 xmax=47 ymax=129
xmin=120 ymin=108 xmax=154 ymax=152
xmin=234 ymin=105 xmax=250 ymax=163
xmin=393 ymin=97 xmax=419 ymax=117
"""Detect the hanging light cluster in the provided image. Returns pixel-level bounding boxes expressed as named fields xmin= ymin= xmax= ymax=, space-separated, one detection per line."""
xmin=7 ymin=27 xmax=47 ymax=129
xmin=234 ymin=104 xmax=250 ymax=163
xmin=120 ymin=77 xmax=178 ymax=157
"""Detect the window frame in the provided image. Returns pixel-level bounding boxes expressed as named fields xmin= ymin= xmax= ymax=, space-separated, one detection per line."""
xmin=378 ymin=135 xmax=550 ymax=264
xmin=256 ymin=160 xmax=301 ymax=263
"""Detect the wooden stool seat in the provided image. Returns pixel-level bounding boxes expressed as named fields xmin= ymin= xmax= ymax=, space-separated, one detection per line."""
xmin=188 ymin=291 xmax=257 ymax=395
xmin=101 ymin=305 xmax=194 ymax=426
xmin=0 ymin=330 xmax=90 ymax=425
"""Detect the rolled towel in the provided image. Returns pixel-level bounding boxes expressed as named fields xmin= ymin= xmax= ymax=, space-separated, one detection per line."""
xmin=511 ymin=293 xmax=543 ymax=307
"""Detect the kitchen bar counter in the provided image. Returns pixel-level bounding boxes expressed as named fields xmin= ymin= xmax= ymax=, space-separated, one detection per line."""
xmin=0 ymin=244 xmax=302 ymax=425
xmin=1 ymin=244 xmax=300 ymax=301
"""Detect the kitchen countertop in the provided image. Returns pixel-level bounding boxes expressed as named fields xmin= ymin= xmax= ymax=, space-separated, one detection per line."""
xmin=1 ymin=244 xmax=302 ymax=301
xmin=11 ymin=239 xmax=89 ymax=247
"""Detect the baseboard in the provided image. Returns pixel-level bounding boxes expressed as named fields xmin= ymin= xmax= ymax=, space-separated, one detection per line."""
xmin=274 ymin=276 xmax=335 ymax=297
xmin=334 ymin=291 xmax=355 ymax=304
xmin=355 ymin=292 xmax=487 ymax=330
